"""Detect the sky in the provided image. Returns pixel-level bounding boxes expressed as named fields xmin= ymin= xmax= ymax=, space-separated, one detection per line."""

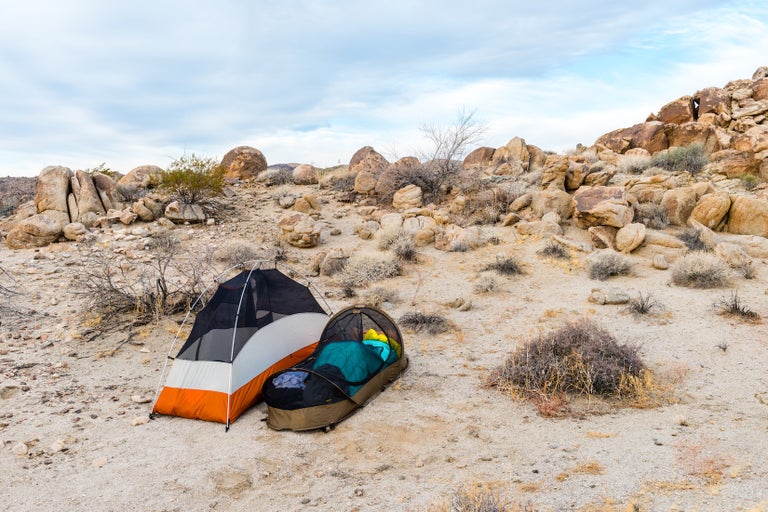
xmin=1 ymin=1 xmax=768 ymax=177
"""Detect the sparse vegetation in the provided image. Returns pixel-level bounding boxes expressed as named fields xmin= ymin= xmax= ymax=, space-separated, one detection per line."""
xmin=650 ymin=143 xmax=709 ymax=174
xmin=425 ymin=483 xmax=531 ymax=512
xmin=714 ymin=291 xmax=760 ymax=322
xmin=258 ymin=167 xmax=294 ymax=187
xmin=399 ymin=311 xmax=450 ymax=335
xmin=473 ymin=273 xmax=499 ymax=294
xmin=678 ymin=228 xmax=710 ymax=252
xmin=741 ymin=173 xmax=759 ymax=191
xmin=214 ymin=240 xmax=262 ymax=266
xmin=488 ymin=318 xmax=648 ymax=403
xmin=378 ymin=230 xmax=418 ymax=261
xmin=116 ymin=183 xmax=147 ymax=202
xmin=361 ymin=286 xmax=399 ymax=308
xmin=338 ymin=253 xmax=401 ymax=289
xmin=671 ymin=252 xmax=730 ymax=288
xmin=161 ymin=153 xmax=226 ymax=204
xmin=537 ymin=241 xmax=569 ymax=259
xmin=627 ymin=291 xmax=663 ymax=316
xmin=619 ymin=154 xmax=652 ymax=174
xmin=484 ymin=256 xmax=524 ymax=276
xmin=587 ymin=251 xmax=632 ymax=280
xmin=75 ymin=233 xmax=217 ymax=325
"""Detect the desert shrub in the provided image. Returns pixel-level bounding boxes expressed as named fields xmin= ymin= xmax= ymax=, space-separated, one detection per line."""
xmin=75 ymin=233 xmax=217 ymax=325
xmin=741 ymin=173 xmax=759 ymax=191
xmin=488 ymin=318 xmax=646 ymax=398
xmin=448 ymin=240 xmax=471 ymax=253
xmin=378 ymin=230 xmax=418 ymax=261
xmin=650 ymin=143 xmax=708 ymax=174
xmin=537 ymin=241 xmax=569 ymax=260
xmin=213 ymin=240 xmax=261 ymax=266
xmin=678 ymin=228 xmax=710 ymax=252
xmin=618 ymin=154 xmax=652 ymax=174
xmin=473 ymin=273 xmax=498 ymax=294
xmin=338 ymin=253 xmax=401 ymax=289
xmin=161 ymin=154 xmax=226 ymax=204
xmin=741 ymin=262 xmax=756 ymax=280
xmin=116 ymin=183 xmax=147 ymax=202
xmin=0 ymin=266 xmax=19 ymax=302
xmin=714 ymin=291 xmax=760 ymax=322
xmin=587 ymin=251 xmax=632 ymax=280
xmin=399 ymin=311 xmax=450 ymax=335
xmin=627 ymin=291 xmax=663 ymax=316
xmin=361 ymin=286 xmax=399 ymax=308
xmin=258 ymin=167 xmax=293 ymax=187
xmin=633 ymin=202 xmax=670 ymax=229
xmin=671 ymin=252 xmax=730 ymax=288
xmin=484 ymin=256 xmax=524 ymax=276
xmin=424 ymin=483 xmax=525 ymax=512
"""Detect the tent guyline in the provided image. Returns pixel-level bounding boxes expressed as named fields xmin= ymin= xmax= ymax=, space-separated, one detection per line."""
xmin=150 ymin=259 xmax=331 ymax=430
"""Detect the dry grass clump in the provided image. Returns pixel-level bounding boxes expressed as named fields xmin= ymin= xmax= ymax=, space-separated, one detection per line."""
xmin=670 ymin=252 xmax=730 ymax=288
xmin=338 ymin=252 xmax=401 ymax=289
xmin=626 ymin=291 xmax=664 ymax=316
xmin=714 ymin=291 xmax=760 ymax=322
xmin=537 ymin=241 xmax=569 ymax=260
xmin=484 ymin=256 xmax=525 ymax=276
xmin=618 ymin=154 xmax=652 ymax=174
xmin=378 ymin=229 xmax=418 ymax=261
xmin=677 ymin=228 xmax=710 ymax=252
xmin=399 ymin=311 xmax=451 ymax=335
xmin=587 ymin=251 xmax=632 ymax=280
xmin=361 ymin=286 xmax=399 ymax=308
xmin=488 ymin=319 xmax=647 ymax=402
xmin=257 ymin=167 xmax=293 ymax=186
xmin=213 ymin=240 xmax=261 ymax=266
xmin=473 ymin=273 xmax=499 ymax=294
xmin=425 ymin=482 xmax=536 ymax=512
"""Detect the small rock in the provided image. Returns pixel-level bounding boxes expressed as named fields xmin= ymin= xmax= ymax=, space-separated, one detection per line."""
xmin=131 ymin=416 xmax=150 ymax=426
xmin=12 ymin=442 xmax=28 ymax=456
xmin=92 ymin=457 xmax=107 ymax=468
xmin=49 ymin=440 xmax=66 ymax=453
xmin=131 ymin=395 xmax=151 ymax=404
xmin=354 ymin=488 xmax=365 ymax=497
xmin=652 ymin=254 xmax=669 ymax=270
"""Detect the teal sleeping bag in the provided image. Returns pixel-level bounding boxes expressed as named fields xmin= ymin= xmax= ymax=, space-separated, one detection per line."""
xmin=312 ymin=341 xmax=386 ymax=394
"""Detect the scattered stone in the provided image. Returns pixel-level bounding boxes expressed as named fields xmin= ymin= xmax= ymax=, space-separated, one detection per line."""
xmin=131 ymin=416 xmax=150 ymax=426
xmin=652 ymin=255 xmax=670 ymax=270
xmin=12 ymin=442 xmax=28 ymax=456
xmin=588 ymin=288 xmax=631 ymax=305
xmin=131 ymin=395 xmax=152 ymax=404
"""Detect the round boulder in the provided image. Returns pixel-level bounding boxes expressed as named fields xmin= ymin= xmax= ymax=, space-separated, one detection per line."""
xmin=220 ymin=146 xmax=267 ymax=180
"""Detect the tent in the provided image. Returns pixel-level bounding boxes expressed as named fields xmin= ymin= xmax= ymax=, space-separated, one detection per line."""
xmin=151 ymin=264 xmax=329 ymax=429
xmin=263 ymin=306 xmax=408 ymax=431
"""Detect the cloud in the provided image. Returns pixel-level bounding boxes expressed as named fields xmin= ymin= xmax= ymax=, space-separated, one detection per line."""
xmin=0 ymin=1 xmax=766 ymax=176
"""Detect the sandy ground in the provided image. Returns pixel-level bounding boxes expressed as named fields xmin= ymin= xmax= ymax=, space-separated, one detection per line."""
xmin=2 ymin=182 xmax=768 ymax=512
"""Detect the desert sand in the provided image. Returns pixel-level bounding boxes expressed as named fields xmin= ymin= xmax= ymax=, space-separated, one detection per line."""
xmin=1 ymin=180 xmax=768 ymax=512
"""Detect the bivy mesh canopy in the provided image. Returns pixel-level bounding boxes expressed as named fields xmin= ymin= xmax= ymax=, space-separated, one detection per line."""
xmin=152 ymin=267 xmax=329 ymax=426
xmin=263 ymin=306 xmax=408 ymax=431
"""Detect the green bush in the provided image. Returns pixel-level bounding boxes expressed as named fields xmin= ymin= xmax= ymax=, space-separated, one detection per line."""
xmin=161 ymin=154 xmax=226 ymax=204
xmin=650 ymin=144 xmax=708 ymax=174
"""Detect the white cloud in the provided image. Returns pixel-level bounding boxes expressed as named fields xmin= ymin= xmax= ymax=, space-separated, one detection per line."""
xmin=0 ymin=1 xmax=766 ymax=175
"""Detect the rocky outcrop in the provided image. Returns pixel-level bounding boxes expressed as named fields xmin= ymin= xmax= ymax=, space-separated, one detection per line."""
xmin=392 ymin=185 xmax=423 ymax=210
xmin=727 ymin=195 xmax=768 ymax=237
xmin=351 ymin=147 xmax=389 ymax=194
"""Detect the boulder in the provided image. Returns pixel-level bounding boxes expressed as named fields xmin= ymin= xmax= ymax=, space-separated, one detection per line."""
xmin=625 ymin=174 xmax=680 ymax=204
xmin=530 ymin=189 xmax=573 ymax=220
xmin=540 ymin=154 xmax=569 ymax=190
xmin=92 ymin=173 xmax=120 ymax=211
xmin=133 ymin=199 xmax=155 ymax=222
xmin=220 ymin=146 xmax=267 ymax=180
xmin=588 ymin=226 xmax=617 ymax=249
xmin=402 ymin=215 xmax=438 ymax=246
xmin=292 ymin=164 xmax=318 ymax=185
xmin=509 ymin=193 xmax=532 ymax=212
xmin=6 ymin=211 xmax=65 ymax=249
xmin=752 ymin=78 xmax=768 ymax=101
xmin=164 ymin=201 xmax=205 ymax=224
xmin=492 ymin=136 xmax=530 ymax=171
xmin=351 ymin=147 xmax=389 ymax=194
xmin=565 ymin=161 xmax=590 ymax=191
xmin=660 ymin=186 xmax=698 ymax=226
xmin=665 ymin=122 xmax=723 ymax=153
xmin=594 ymin=121 xmax=668 ymax=154
xmin=119 ymin=210 xmax=138 ymax=225
xmin=117 ymin=165 xmax=163 ymax=190
xmin=727 ymin=195 xmax=768 ymax=237
xmin=572 ymin=186 xmax=633 ymax=229
xmin=463 ymin=147 xmax=496 ymax=168
xmin=35 ymin=165 xmax=73 ymax=214
xmin=614 ymin=223 xmax=646 ymax=253
xmin=71 ymin=170 xmax=106 ymax=220
xmin=515 ymin=219 xmax=563 ymax=238
xmin=709 ymin=150 xmax=761 ymax=178
xmin=63 ymin=222 xmax=88 ymax=241
xmin=375 ymin=157 xmax=422 ymax=200
xmin=695 ymin=87 xmax=731 ymax=117
xmin=392 ymin=184 xmax=423 ymax=210
xmin=689 ymin=191 xmax=730 ymax=230
xmin=656 ymin=96 xmax=694 ymax=124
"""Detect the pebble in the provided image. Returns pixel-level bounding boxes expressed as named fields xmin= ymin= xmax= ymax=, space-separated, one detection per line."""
xmin=49 ymin=440 xmax=66 ymax=453
xmin=131 ymin=415 xmax=150 ymax=426
xmin=12 ymin=442 xmax=28 ymax=456
xmin=131 ymin=395 xmax=152 ymax=404
xmin=92 ymin=457 xmax=108 ymax=468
